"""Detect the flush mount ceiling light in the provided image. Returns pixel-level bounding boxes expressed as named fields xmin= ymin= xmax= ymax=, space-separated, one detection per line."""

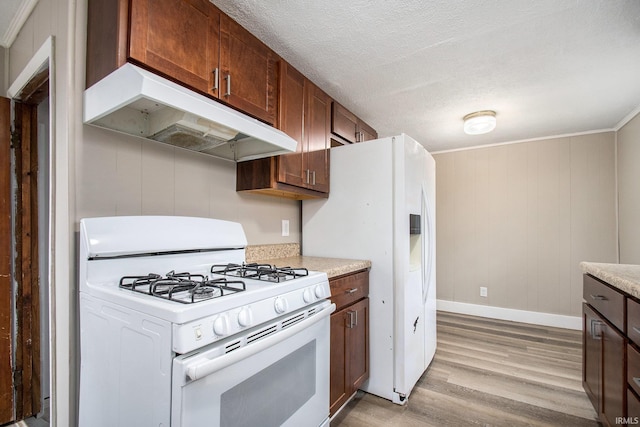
xmin=463 ymin=110 xmax=497 ymax=135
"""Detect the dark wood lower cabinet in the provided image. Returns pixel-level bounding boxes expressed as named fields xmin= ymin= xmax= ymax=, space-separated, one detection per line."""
xmin=329 ymin=271 xmax=369 ymax=417
xmin=330 ymin=309 xmax=348 ymax=413
xmin=346 ymin=298 xmax=369 ymax=390
xmin=583 ymin=303 xmax=602 ymax=414
xmin=602 ymin=317 xmax=625 ymax=426
xmin=582 ymin=274 xmax=627 ymax=426
xmin=628 ymin=389 xmax=640 ymax=418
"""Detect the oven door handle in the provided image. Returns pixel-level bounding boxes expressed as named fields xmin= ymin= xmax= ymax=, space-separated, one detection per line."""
xmin=184 ymin=302 xmax=336 ymax=382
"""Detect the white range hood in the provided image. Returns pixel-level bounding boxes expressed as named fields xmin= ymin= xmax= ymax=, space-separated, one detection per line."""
xmin=83 ymin=63 xmax=297 ymax=162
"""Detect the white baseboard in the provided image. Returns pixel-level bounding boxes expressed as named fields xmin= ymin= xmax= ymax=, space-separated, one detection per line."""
xmin=437 ymin=300 xmax=582 ymax=330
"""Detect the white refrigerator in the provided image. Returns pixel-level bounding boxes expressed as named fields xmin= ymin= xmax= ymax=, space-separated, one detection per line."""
xmin=302 ymin=134 xmax=436 ymax=405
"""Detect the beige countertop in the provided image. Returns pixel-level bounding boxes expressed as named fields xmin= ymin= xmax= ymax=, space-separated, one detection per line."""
xmin=255 ymin=255 xmax=371 ymax=279
xmin=581 ymin=262 xmax=640 ymax=299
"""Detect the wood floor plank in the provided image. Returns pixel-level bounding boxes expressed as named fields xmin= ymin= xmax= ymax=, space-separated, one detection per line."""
xmin=331 ymin=311 xmax=598 ymax=426
xmin=435 ymin=347 xmax=584 ymax=392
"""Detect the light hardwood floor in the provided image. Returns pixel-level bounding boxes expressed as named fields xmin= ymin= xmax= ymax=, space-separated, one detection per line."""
xmin=331 ymin=311 xmax=598 ymax=427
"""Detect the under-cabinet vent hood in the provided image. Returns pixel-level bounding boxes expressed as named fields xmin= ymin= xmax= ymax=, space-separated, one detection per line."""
xmin=83 ymin=63 xmax=297 ymax=162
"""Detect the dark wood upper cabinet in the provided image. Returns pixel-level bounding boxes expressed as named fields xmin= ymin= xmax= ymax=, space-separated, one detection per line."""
xmin=87 ymin=0 xmax=277 ymax=125
xmin=276 ymin=64 xmax=306 ymax=188
xmin=358 ymin=120 xmax=378 ymax=143
xmin=331 ymin=102 xmax=358 ymax=143
xmin=236 ymin=60 xmax=329 ymax=199
xmin=85 ymin=0 xmax=129 ymax=86
xmin=219 ymin=15 xmax=278 ymax=125
xmin=129 ymin=0 xmax=220 ymax=97
xmin=303 ymin=83 xmax=330 ymax=193
xmin=276 ymin=62 xmax=330 ymax=194
xmin=87 ymin=0 xmax=378 ymax=200
xmin=331 ymin=102 xmax=377 ymax=144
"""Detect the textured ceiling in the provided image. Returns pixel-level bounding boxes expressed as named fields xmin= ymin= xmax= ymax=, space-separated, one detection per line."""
xmin=211 ymin=0 xmax=640 ymax=152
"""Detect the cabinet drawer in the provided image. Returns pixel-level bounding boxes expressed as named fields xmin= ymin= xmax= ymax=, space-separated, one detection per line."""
xmin=584 ymin=274 xmax=625 ymax=332
xmin=629 ymin=344 xmax=640 ymax=397
xmin=628 ymin=298 xmax=640 ymax=347
xmin=330 ymin=270 xmax=369 ymax=311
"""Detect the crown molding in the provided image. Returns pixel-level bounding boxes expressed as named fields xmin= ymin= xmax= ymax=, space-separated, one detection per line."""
xmin=432 ymin=128 xmax=615 ymax=154
xmin=1 ymin=0 xmax=39 ymax=48
xmin=614 ymin=104 xmax=640 ymax=131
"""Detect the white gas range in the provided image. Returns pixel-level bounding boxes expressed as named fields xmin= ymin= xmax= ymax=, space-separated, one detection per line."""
xmin=78 ymin=216 xmax=334 ymax=427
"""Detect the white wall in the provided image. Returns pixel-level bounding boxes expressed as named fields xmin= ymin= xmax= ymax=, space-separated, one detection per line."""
xmin=618 ymin=111 xmax=640 ymax=264
xmin=434 ymin=132 xmax=618 ymax=318
xmin=77 ymin=126 xmax=301 ymax=243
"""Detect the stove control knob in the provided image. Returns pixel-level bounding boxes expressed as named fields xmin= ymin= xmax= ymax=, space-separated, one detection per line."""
xmin=303 ymin=288 xmax=314 ymax=303
xmin=274 ymin=297 xmax=288 ymax=314
xmin=314 ymin=285 xmax=326 ymax=299
xmin=213 ymin=316 xmax=229 ymax=336
xmin=237 ymin=307 xmax=252 ymax=328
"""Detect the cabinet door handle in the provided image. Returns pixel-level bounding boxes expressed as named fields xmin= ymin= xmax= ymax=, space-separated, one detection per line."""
xmin=305 ymin=169 xmax=310 ymax=184
xmin=311 ymin=170 xmax=316 ymax=186
xmin=345 ymin=288 xmax=358 ymax=294
xmin=355 ymin=131 xmax=360 ymax=143
xmin=224 ymin=74 xmax=231 ymax=97
xmin=347 ymin=310 xmax=358 ymax=328
xmin=634 ymin=378 xmax=640 ymax=389
xmin=212 ymin=68 xmax=219 ymax=92
xmin=590 ymin=294 xmax=607 ymax=301
xmin=633 ymin=327 xmax=640 ymax=335
xmin=591 ymin=319 xmax=603 ymax=340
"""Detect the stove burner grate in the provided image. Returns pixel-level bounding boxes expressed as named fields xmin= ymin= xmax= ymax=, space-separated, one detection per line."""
xmin=210 ymin=263 xmax=308 ymax=283
xmin=119 ymin=271 xmax=246 ymax=304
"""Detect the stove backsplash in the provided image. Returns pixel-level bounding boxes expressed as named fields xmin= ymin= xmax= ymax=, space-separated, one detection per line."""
xmin=78 ymin=125 xmax=300 ymax=245
xmin=245 ymin=243 xmax=300 ymax=263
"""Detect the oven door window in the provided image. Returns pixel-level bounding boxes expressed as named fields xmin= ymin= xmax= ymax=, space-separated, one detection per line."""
xmin=221 ymin=340 xmax=315 ymax=426
xmin=171 ymin=309 xmax=330 ymax=427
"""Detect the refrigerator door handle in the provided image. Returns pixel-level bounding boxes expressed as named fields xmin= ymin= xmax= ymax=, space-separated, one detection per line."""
xmin=422 ymin=186 xmax=434 ymax=304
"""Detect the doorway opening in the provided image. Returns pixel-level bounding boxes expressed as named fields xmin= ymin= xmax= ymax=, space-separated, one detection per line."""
xmin=0 ymin=57 xmax=52 ymax=426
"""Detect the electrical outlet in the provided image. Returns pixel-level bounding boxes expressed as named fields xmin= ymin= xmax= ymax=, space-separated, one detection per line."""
xmin=480 ymin=287 xmax=488 ymax=297
xmin=281 ymin=220 xmax=289 ymax=237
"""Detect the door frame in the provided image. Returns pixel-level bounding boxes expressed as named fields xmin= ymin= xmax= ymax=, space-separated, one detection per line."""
xmin=7 ymin=36 xmax=57 ymax=424
xmin=0 ymin=97 xmax=13 ymax=425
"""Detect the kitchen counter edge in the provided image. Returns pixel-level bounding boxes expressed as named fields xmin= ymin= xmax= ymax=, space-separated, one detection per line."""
xmin=580 ymin=262 xmax=640 ymax=299
xmin=255 ymin=255 xmax=371 ymax=280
